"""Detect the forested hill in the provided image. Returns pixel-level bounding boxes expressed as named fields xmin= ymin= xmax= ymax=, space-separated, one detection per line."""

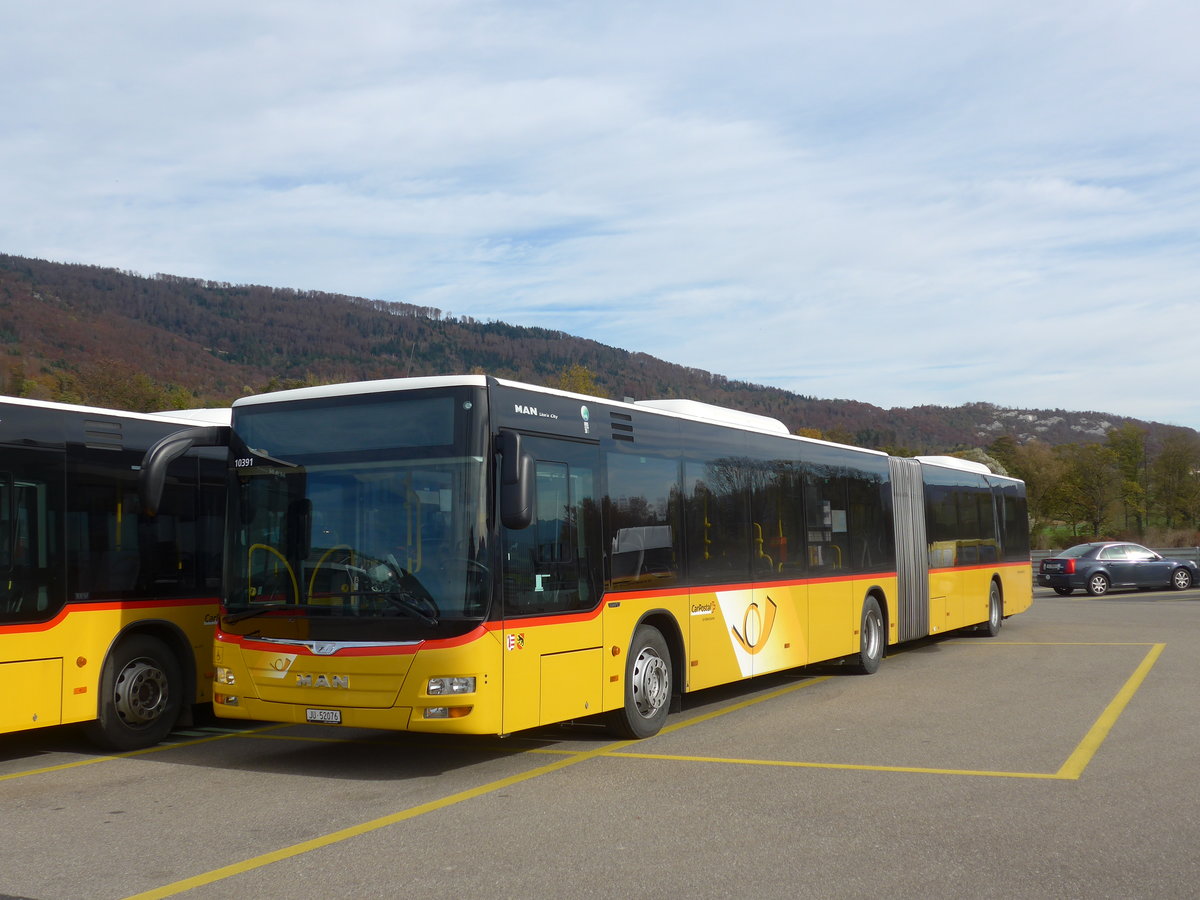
xmin=0 ymin=252 xmax=1181 ymax=454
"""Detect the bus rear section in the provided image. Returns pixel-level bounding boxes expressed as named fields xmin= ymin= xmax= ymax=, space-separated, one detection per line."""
xmin=1 ymin=399 xmax=227 ymax=749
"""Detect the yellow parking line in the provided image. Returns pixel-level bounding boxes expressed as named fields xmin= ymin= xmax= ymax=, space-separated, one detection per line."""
xmin=609 ymin=750 xmax=1062 ymax=779
xmin=1055 ymin=642 xmax=1164 ymax=779
xmin=123 ymin=737 xmax=640 ymax=900
xmin=611 ymin=642 xmax=1165 ymax=782
xmin=0 ymin=724 xmax=287 ymax=783
xmin=125 ymin=676 xmax=833 ymax=899
xmin=660 ymin=675 xmax=834 ymax=734
xmin=123 ymin=641 xmax=1162 ymax=899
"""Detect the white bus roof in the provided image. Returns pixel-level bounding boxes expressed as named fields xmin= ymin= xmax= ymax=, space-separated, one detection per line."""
xmin=231 ymin=374 xmax=883 ymax=453
xmin=633 ymin=398 xmax=791 ymax=436
xmin=232 ymin=375 xmax=486 ymax=407
xmin=150 ymin=407 xmax=232 ymax=425
xmin=915 ymin=455 xmax=994 ymax=476
xmin=0 ymin=394 xmax=230 ymax=427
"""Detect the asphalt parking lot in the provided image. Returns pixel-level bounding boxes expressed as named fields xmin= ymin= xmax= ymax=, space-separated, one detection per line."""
xmin=3 ymin=586 xmax=1199 ymax=900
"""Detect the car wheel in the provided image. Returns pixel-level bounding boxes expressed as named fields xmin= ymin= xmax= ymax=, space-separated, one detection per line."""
xmin=1086 ymin=573 xmax=1110 ymax=597
xmin=1171 ymin=568 xmax=1193 ymax=591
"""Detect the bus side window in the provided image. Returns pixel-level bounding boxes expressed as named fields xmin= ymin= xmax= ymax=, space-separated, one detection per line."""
xmin=605 ymin=451 xmax=681 ymax=591
xmin=0 ymin=474 xmax=11 ymax=575
xmin=1 ymin=453 xmax=63 ymax=622
xmin=805 ymin=468 xmax=849 ymax=571
xmin=683 ymin=458 xmax=752 ymax=585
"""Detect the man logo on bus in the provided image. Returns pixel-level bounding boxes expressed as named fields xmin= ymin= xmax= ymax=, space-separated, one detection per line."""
xmin=731 ymin=597 xmax=778 ymax=655
xmin=296 ymin=673 xmax=349 ymax=688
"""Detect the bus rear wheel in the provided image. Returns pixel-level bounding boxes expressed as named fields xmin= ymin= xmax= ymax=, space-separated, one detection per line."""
xmin=851 ymin=597 xmax=884 ymax=675
xmin=84 ymin=634 xmax=183 ymax=751
xmin=607 ymin=625 xmax=672 ymax=739
xmin=977 ymin=582 xmax=1002 ymax=637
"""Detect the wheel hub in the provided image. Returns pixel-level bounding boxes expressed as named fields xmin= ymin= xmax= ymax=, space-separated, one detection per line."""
xmin=864 ymin=611 xmax=882 ymax=658
xmin=631 ymin=648 xmax=669 ymax=718
xmin=113 ymin=658 xmax=170 ymax=726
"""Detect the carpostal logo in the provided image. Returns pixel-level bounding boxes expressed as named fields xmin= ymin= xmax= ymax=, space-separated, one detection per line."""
xmin=690 ymin=600 xmax=715 ymax=616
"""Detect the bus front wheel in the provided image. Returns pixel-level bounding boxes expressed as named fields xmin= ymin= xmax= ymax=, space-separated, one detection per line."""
xmin=851 ymin=597 xmax=884 ymax=675
xmin=85 ymin=634 xmax=183 ymax=751
xmin=607 ymin=625 xmax=672 ymax=739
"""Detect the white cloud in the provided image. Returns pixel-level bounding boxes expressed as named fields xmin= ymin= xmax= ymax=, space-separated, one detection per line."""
xmin=2 ymin=0 xmax=1199 ymax=429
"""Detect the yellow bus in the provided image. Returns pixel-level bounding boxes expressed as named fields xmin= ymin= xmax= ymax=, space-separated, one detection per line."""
xmin=0 ymin=398 xmax=228 ymax=749
xmin=142 ymin=376 xmax=1031 ymax=739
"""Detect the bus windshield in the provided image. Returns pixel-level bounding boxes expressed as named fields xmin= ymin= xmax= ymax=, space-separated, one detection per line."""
xmin=224 ymin=388 xmax=491 ymax=639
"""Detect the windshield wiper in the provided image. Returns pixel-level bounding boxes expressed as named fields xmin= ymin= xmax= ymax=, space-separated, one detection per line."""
xmin=325 ymin=589 xmax=440 ymax=626
xmin=224 ymin=602 xmax=308 ymax=624
xmin=379 ymin=592 xmax=439 ymax=626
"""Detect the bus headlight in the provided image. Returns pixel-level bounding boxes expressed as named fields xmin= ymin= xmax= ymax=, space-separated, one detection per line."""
xmin=215 ymin=666 xmax=236 ymax=685
xmin=427 ymin=676 xmax=476 ymax=695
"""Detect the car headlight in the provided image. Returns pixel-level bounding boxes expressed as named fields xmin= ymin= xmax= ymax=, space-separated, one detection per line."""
xmin=215 ymin=666 xmax=236 ymax=685
xmin=427 ymin=676 xmax=476 ymax=695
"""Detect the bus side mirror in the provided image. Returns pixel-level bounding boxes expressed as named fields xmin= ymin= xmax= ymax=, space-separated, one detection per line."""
xmin=498 ymin=430 xmax=534 ymax=530
xmin=140 ymin=425 xmax=229 ymax=516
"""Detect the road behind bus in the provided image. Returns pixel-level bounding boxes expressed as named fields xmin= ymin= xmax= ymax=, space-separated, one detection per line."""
xmin=3 ymin=586 xmax=1198 ymax=900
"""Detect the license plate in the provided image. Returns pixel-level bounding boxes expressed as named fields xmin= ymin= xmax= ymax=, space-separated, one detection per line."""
xmin=306 ymin=708 xmax=342 ymax=725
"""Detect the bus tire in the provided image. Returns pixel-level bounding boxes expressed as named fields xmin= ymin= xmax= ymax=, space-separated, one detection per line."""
xmin=84 ymin=634 xmax=183 ymax=751
xmin=978 ymin=582 xmax=1002 ymax=637
xmin=851 ymin=597 xmax=884 ymax=675
xmin=606 ymin=625 xmax=672 ymax=739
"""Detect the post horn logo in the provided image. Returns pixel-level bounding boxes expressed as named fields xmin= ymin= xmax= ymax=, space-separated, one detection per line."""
xmin=731 ymin=597 xmax=778 ymax=654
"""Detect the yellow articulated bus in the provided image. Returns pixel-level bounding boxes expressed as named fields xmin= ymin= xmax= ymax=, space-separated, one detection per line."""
xmin=142 ymin=375 xmax=1032 ymax=739
xmin=0 ymin=398 xmax=228 ymax=749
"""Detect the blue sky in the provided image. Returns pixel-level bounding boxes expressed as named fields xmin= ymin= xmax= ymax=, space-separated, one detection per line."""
xmin=3 ymin=1 xmax=1199 ymax=430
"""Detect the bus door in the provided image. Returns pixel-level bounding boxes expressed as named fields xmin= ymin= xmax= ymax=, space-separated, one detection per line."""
xmin=0 ymin=449 xmax=66 ymax=732
xmin=499 ymin=436 xmax=602 ymax=733
xmin=803 ymin=481 xmax=855 ymax=662
xmin=926 ymin=541 xmax=958 ymax=633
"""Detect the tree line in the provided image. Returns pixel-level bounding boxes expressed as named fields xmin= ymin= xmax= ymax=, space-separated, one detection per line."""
xmin=987 ymin=425 xmax=1200 ymax=547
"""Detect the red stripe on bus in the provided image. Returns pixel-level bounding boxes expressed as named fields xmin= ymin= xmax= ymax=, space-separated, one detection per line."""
xmin=0 ymin=595 xmax=218 ymax=635
xmin=929 ymin=560 xmax=1030 ymax=575
xmin=606 ymin=570 xmax=900 ymax=603
xmin=219 ymin=624 xmax=491 ymax=656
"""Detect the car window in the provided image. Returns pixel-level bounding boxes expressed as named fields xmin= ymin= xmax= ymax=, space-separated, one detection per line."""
xmin=1098 ymin=545 xmax=1128 ymax=560
xmin=1061 ymin=544 xmax=1095 ymax=558
xmin=1125 ymin=545 xmax=1156 ymax=561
